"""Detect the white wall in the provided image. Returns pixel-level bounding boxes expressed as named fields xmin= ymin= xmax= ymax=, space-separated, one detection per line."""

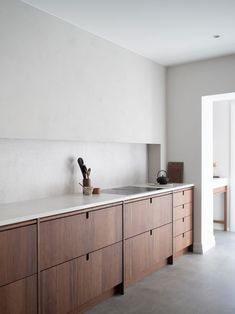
xmin=213 ymin=101 xmax=230 ymax=229
xmin=0 ymin=139 xmax=147 ymax=204
xmin=213 ymin=101 xmax=230 ymax=177
xmin=167 ymin=55 xmax=235 ymax=253
xmin=0 ymin=0 xmax=166 ymax=147
xmin=0 ymin=0 xmax=166 ymax=204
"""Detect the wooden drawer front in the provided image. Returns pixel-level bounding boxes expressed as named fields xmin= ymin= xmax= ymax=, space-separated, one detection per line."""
xmin=124 ymin=199 xmax=151 ymax=239
xmin=40 ymin=205 xmax=122 ymax=270
xmin=174 ymin=230 xmax=193 ymax=253
xmin=173 ymin=202 xmax=192 ymax=221
xmin=125 ymin=231 xmax=152 ymax=283
xmin=41 ymin=242 xmax=122 ymax=314
xmin=88 ymin=205 xmax=122 ymax=252
xmin=152 ymin=223 xmax=172 ymax=263
xmin=173 ymin=216 xmax=192 ymax=237
xmin=0 ymin=275 xmax=37 ymax=314
xmin=125 ymin=223 xmax=172 ymax=283
xmin=173 ymin=189 xmax=193 ymax=207
xmin=151 ymin=194 xmax=172 ymax=229
xmin=0 ymin=225 xmax=37 ymax=286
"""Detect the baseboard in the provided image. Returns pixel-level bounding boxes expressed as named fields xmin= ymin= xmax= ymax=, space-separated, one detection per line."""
xmin=193 ymin=235 xmax=216 ymax=254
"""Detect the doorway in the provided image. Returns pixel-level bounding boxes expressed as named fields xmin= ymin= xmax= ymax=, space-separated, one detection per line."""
xmin=201 ymin=93 xmax=235 ymax=249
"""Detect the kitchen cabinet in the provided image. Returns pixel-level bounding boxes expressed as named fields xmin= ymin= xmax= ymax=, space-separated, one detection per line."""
xmin=124 ymin=193 xmax=173 ymax=286
xmin=173 ymin=188 xmax=193 ymax=254
xmin=125 ymin=231 xmax=152 ymax=283
xmin=124 ymin=194 xmax=172 ymax=239
xmin=0 ymin=185 xmax=193 ymax=313
xmin=152 ymin=223 xmax=172 ymax=264
xmin=125 ymin=223 xmax=172 ymax=284
xmin=41 ymin=242 xmax=122 ymax=314
xmin=174 ymin=230 xmax=193 ymax=253
xmin=40 ymin=204 xmax=122 ymax=270
xmin=0 ymin=275 xmax=37 ymax=314
xmin=0 ymin=224 xmax=37 ymax=287
xmin=173 ymin=189 xmax=192 ymax=207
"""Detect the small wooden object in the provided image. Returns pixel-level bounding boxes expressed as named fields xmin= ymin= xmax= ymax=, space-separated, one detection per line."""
xmin=167 ymin=162 xmax=184 ymax=183
xmin=213 ymin=185 xmax=228 ymax=231
xmin=93 ymin=188 xmax=100 ymax=195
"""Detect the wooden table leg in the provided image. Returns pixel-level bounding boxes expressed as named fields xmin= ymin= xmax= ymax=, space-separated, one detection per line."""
xmin=224 ymin=187 xmax=227 ymax=231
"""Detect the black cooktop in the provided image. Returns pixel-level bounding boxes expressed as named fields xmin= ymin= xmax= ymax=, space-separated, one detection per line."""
xmin=102 ymin=186 xmax=162 ymax=195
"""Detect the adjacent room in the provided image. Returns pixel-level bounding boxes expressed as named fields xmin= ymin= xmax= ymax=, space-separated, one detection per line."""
xmin=1 ymin=1 xmax=235 ymax=313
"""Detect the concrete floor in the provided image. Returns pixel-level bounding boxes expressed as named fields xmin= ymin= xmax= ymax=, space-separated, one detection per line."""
xmin=88 ymin=231 xmax=235 ymax=314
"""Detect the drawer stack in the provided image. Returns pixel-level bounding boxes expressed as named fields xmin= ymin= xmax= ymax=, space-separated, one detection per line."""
xmin=0 ymin=224 xmax=38 ymax=314
xmin=124 ymin=194 xmax=173 ymax=286
xmin=173 ymin=189 xmax=193 ymax=254
xmin=40 ymin=204 xmax=123 ymax=314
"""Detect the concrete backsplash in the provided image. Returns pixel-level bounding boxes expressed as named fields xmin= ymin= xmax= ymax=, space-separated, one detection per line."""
xmin=0 ymin=139 xmax=148 ymax=204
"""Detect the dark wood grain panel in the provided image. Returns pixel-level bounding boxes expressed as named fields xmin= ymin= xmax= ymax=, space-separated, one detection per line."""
xmin=40 ymin=212 xmax=88 ymax=270
xmin=173 ymin=189 xmax=193 ymax=207
xmin=125 ymin=231 xmax=152 ymax=283
xmin=151 ymin=194 xmax=172 ymax=228
xmin=0 ymin=225 xmax=37 ymax=286
xmin=40 ymin=205 xmax=122 ymax=270
xmin=0 ymin=275 xmax=37 ymax=314
xmin=41 ymin=242 xmax=122 ymax=314
xmin=174 ymin=230 xmax=193 ymax=253
xmin=88 ymin=205 xmax=122 ymax=252
xmin=152 ymin=223 xmax=172 ymax=263
xmin=125 ymin=223 xmax=172 ymax=285
xmin=173 ymin=216 xmax=192 ymax=237
xmin=124 ymin=198 xmax=151 ymax=239
xmin=173 ymin=202 xmax=192 ymax=221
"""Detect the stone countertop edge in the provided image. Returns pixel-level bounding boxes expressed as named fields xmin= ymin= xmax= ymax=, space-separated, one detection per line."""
xmin=0 ymin=183 xmax=194 ymax=227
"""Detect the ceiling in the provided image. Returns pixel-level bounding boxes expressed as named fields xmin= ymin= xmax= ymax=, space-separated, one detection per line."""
xmin=22 ymin=0 xmax=235 ymax=66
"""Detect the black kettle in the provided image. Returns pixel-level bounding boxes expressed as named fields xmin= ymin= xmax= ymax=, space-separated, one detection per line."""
xmin=156 ymin=170 xmax=169 ymax=185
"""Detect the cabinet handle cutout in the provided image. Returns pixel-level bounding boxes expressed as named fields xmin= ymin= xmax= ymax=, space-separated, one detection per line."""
xmin=182 ymin=217 xmax=185 ymax=222
xmin=150 ymin=198 xmax=152 ymax=204
xmin=86 ymin=212 xmax=89 ymax=219
xmin=183 ymin=233 xmax=185 ymax=238
xmin=86 ymin=254 xmax=89 ymax=261
xmin=182 ymin=204 xmax=185 ymax=209
xmin=150 ymin=230 xmax=153 ymax=236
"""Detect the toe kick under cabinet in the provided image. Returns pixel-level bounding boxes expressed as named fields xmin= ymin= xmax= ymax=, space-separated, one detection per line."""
xmin=0 ymin=186 xmax=194 ymax=313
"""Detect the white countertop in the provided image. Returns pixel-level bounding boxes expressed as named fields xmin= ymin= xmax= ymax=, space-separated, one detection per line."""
xmin=0 ymin=183 xmax=194 ymax=227
xmin=213 ymin=177 xmax=229 ymax=189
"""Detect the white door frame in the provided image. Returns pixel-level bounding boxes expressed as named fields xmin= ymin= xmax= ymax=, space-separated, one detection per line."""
xmin=201 ymin=92 xmax=235 ymax=253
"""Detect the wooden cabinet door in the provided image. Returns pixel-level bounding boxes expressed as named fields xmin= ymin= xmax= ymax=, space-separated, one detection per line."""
xmin=88 ymin=205 xmax=122 ymax=252
xmin=0 ymin=225 xmax=37 ymax=286
xmin=124 ymin=194 xmax=172 ymax=239
xmin=173 ymin=216 xmax=192 ymax=237
xmin=0 ymin=275 xmax=37 ymax=314
xmin=152 ymin=223 xmax=172 ymax=263
xmin=40 ymin=212 xmax=88 ymax=270
xmin=125 ymin=223 xmax=173 ymax=284
xmin=124 ymin=199 xmax=151 ymax=239
xmin=173 ymin=189 xmax=193 ymax=207
xmin=174 ymin=230 xmax=193 ymax=253
xmin=173 ymin=203 xmax=192 ymax=221
xmin=151 ymin=194 xmax=172 ymax=229
xmin=41 ymin=242 xmax=122 ymax=314
xmin=125 ymin=231 xmax=152 ymax=283
xmin=40 ymin=205 xmax=122 ymax=270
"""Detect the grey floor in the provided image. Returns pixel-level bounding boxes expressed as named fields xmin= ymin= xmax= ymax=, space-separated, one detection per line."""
xmin=88 ymin=231 xmax=235 ymax=314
